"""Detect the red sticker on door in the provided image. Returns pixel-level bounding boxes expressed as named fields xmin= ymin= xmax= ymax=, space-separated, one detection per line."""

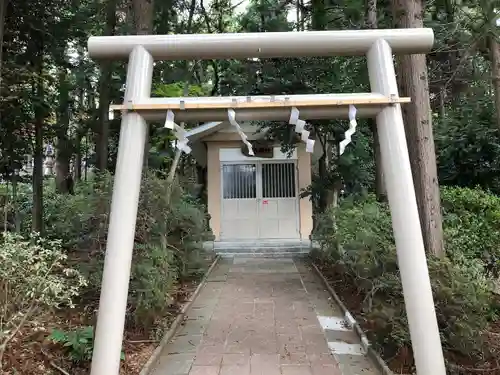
xmin=262 ymin=200 xmax=269 ymax=205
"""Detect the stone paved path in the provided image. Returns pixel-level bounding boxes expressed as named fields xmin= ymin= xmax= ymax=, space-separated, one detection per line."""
xmin=149 ymin=257 xmax=381 ymax=375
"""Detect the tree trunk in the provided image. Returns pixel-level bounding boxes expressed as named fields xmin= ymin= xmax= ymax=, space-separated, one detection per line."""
xmin=12 ymin=170 xmax=20 ymax=232
xmin=95 ymin=0 xmax=117 ymax=172
xmin=84 ymin=132 xmax=89 ymax=181
xmin=439 ymin=86 xmax=446 ymax=118
xmin=74 ymin=87 xmax=85 ymax=182
xmin=32 ymin=75 xmax=44 ymax=234
xmin=310 ymin=0 xmax=326 ymax=30
xmin=0 ymin=0 xmax=9 ymax=132
xmin=489 ymin=35 xmax=500 ymax=128
xmin=296 ymin=0 xmax=300 ymax=30
xmin=0 ymin=0 xmax=8 ymax=80
xmin=132 ymin=0 xmax=154 ymax=168
xmin=86 ymin=79 xmax=96 ymax=176
xmin=74 ymin=135 xmax=82 ymax=182
xmin=132 ymin=0 xmax=154 ymax=35
xmin=317 ymin=152 xmax=329 ymax=213
xmin=55 ymin=68 xmax=73 ymax=194
xmin=366 ymin=0 xmax=386 ymax=201
xmin=196 ymin=165 xmax=207 ymax=200
xmin=392 ymin=0 xmax=444 ymax=258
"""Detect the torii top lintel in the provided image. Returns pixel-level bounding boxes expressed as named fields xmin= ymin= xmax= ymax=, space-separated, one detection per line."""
xmin=87 ymin=29 xmax=434 ymax=61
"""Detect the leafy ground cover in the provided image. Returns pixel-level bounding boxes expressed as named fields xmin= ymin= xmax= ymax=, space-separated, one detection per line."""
xmin=0 ymin=173 xmax=213 ymax=374
xmin=312 ymin=187 xmax=500 ymax=374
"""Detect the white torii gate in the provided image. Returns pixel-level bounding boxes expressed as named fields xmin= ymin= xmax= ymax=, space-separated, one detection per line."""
xmin=87 ymin=29 xmax=446 ymax=375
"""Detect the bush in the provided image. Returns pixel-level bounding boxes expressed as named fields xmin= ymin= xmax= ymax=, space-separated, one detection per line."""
xmin=313 ymin=190 xmax=497 ymax=360
xmin=48 ymin=326 xmax=95 ymax=363
xmin=48 ymin=326 xmax=125 ymax=364
xmin=17 ymin=172 xmax=212 ymax=331
xmin=0 ymin=233 xmax=87 ymax=367
xmin=441 ymin=186 xmax=500 ymax=276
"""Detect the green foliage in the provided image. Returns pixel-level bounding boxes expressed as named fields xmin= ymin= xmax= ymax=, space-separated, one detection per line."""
xmin=130 ymin=243 xmax=177 ymax=328
xmin=152 ymin=82 xmax=206 ymax=97
xmin=16 ymin=172 xmax=211 ymax=331
xmin=313 ymin=189 xmax=498 ymax=359
xmin=441 ymin=186 xmax=500 ymax=276
xmin=48 ymin=326 xmax=94 ymax=363
xmin=0 ymin=233 xmax=87 ymax=351
xmin=435 ymin=100 xmax=500 ymax=194
xmin=2 ymin=0 xmax=500 ymax=371
xmin=15 ymin=177 xmax=112 ymax=249
xmin=48 ymin=326 xmax=125 ymax=363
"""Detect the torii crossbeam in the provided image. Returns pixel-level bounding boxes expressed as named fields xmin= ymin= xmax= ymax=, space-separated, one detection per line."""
xmin=87 ymin=29 xmax=446 ymax=375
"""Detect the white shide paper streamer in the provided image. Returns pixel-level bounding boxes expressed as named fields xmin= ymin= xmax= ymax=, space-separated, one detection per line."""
xmin=164 ymin=110 xmax=192 ymax=154
xmin=339 ymin=105 xmax=357 ymax=155
xmin=228 ymin=109 xmax=254 ymax=156
xmin=289 ymin=107 xmax=315 ymax=153
xmin=164 ymin=110 xmax=175 ymax=129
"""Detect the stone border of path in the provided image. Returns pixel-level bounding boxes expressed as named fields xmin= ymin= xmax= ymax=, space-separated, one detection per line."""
xmin=139 ymin=255 xmax=221 ymax=375
xmin=311 ymin=263 xmax=394 ymax=375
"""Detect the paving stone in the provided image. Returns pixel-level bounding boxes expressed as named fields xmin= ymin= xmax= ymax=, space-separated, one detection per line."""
xmin=219 ymin=364 xmax=250 ymax=375
xmin=147 ymin=258 xmax=383 ymax=375
xmin=250 ymin=365 xmax=281 ymax=375
xmin=276 ymin=321 xmax=301 ymax=335
xmin=299 ymin=324 xmax=325 ymax=336
xmin=222 ymin=353 xmax=250 ymax=366
xmin=178 ymin=320 xmax=210 ymax=336
xmin=167 ymin=334 xmax=203 ymax=354
xmin=302 ymin=333 xmax=329 ymax=346
xmin=193 ymin=352 xmax=222 ymax=366
xmin=336 ymin=354 xmax=380 ymax=375
xmin=250 ymin=353 xmax=280 ymax=366
xmin=224 ymin=341 xmax=252 ymax=354
xmin=308 ymin=353 xmax=339 ymax=366
xmin=151 ymin=353 xmax=195 ymax=374
xmin=305 ymin=340 xmax=331 ymax=355
xmin=311 ymin=364 xmax=343 ymax=375
xmin=279 ymin=352 xmax=310 ymax=366
xmin=189 ymin=365 xmax=220 ymax=375
xmin=278 ymin=334 xmax=306 ymax=353
xmin=281 ymin=365 xmax=313 ymax=375
xmin=324 ymin=329 xmax=361 ymax=345
xmin=197 ymin=344 xmax=225 ymax=355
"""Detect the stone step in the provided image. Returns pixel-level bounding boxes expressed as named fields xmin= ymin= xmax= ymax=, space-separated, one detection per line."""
xmin=219 ymin=251 xmax=309 ymax=258
xmin=217 ymin=245 xmax=308 ymax=252
xmin=202 ymin=239 xmax=319 ymax=257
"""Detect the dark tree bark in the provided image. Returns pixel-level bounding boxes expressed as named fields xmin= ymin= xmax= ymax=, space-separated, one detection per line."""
xmin=95 ymin=0 xmax=118 ymax=172
xmin=489 ymin=35 xmax=500 ymax=128
xmin=132 ymin=0 xmax=154 ymax=168
xmin=55 ymin=68 xmax=73 ymax=194
xmin=32 ymin=72 xmax=44 ymax=233
xmin=392 ymin=0 xmax=444 ymax=257
xmin=366 ymin=0 xmax=386 ymax=201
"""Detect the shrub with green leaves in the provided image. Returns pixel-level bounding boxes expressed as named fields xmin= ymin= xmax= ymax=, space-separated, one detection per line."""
xmin=48 ymin=326 xmax=94 ymax=363
xmin=313 ymin=190 xmax=497 ymax=359
xmin=129 ymin=243 xmax=177 ymax=328
xmin=441 ymin=186 xmax=500 ymax=276
xmin=0 ymin=233 xmax=87 ymax=365
xmin=48 ymin=326 xmax=125 ymax=364
xmin=20 ymin=172 xmax=211 ymax=331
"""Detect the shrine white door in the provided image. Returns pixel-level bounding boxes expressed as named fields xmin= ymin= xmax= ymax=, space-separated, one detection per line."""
xmin=220 ymin=160 xmax=299 ymax=240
